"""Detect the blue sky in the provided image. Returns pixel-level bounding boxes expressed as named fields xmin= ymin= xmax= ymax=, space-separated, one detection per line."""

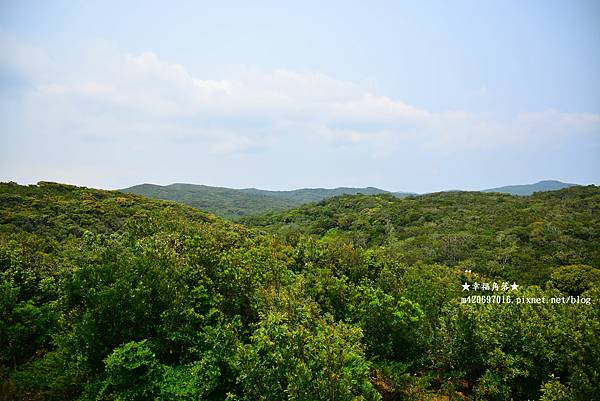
xmin=1 ymin=0 xmax=599 ymax=192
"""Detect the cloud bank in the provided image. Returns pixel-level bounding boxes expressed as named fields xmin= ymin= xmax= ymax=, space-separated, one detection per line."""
xmin=1 ymin=40 xmax=599 ymax=191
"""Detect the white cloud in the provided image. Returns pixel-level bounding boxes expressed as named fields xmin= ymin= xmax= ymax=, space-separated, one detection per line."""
xmin=4 ymin=41 xmax=600 ymax=160
xmin=208 ymin=134 xmax=262 ymax=155
xmin=0 ymin=35 xmax=51 ymax=79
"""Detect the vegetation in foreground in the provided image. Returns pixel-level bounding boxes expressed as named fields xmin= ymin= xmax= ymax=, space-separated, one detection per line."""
xmin=1 ymin=181 xmax=599 ymax=400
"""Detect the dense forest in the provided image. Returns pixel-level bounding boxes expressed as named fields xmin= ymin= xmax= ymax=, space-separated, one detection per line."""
xmin=481 ymin=180 xmax=576 ymax=196
xmin=1 ymin=181 xmax=599 ymax=400
xmin=121 ymin=181 xmax=576 ymax=220
xmin=241 ymin=188 xmax=600 ymax=285
xmin=121 ymin=183 xmax=412 ymax=220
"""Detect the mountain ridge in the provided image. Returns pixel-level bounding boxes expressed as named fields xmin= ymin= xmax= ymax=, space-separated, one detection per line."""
xmin=482 ymin=179 xmax=578 ymax=196
xmin=121 ymin=180 xmax=579 ymax=219
xmin=121 ymin=183 xmax=415 ymax=219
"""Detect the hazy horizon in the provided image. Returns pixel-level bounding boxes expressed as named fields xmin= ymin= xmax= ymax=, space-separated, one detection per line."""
xmin=1 ymin=1 xmax=599 ymax=193
xmin=2 ymin=177 xmax=593 ymax=196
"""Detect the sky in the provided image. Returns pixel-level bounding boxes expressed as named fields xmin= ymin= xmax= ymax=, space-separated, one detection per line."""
xmin=1 ymin=0 xmax=599 ymax=193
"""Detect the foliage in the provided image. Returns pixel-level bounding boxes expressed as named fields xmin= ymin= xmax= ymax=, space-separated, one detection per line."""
xmin=0 ymin=181 xmax=599 ymax=400
xmin=549 ymin=264 xmax=600 ymax=295
xmin=243 ymin=186 xmax=600 ymax=285
xmin=482 ymin=180 xmax=577 ymax=196
xmin=348 ymin=282 xmax=422 ymax=360
xmin=122 ymin=183 xmax=411 ymax=220
xmin=237 ymin=313 xmax=380 ymax=401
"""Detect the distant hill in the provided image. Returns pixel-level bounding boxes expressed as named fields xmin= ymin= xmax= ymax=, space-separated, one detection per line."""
xmin=120 ymin=183 xmax=297 ymax=219
xmin=121 ymin=183 xmax=413 ymax=219
xmin=242 ymin=186 xmax=412 ymax=203
xmin=482 ymin=180 xmax=578 ymax=196
xmin=121 ymin=180 xmax=581 ymax=218
xmin=241 ymin=185 xmax=600 ymax=284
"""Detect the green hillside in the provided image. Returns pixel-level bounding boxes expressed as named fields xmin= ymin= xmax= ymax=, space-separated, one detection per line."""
xmin=121 ymin=183 xmax=413 ymax=219
xmin=242 ymin=187 xmax=600 ymax=285
xmin=482 ymin=180 xmax=578 ymax=195
xmin=120 ymin=183 xmax=298 ymax=219
xmin=121 ymin=181 xmax=581 ymax=219
xmin=1 ymin=182 xmax=599 ymax=400
xmin=242 ymin=186 xmax=412 ymax=203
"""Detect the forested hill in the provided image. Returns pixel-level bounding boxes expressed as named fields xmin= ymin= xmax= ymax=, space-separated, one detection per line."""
xmin=241 ymin=186 xmax=410 ymax=203
xmin=120 ymin=183 xmax=413 ymax=219
xmin=482 ymin=179 xmax=578 ymax=195
xmin=120 ymin=183 xmax=299 ymax=219
xmin=1 ymin=181 xmax=599 ymax=400
xmin=242 ymin=186 xmax=600 ymax=284
xmin=120 ymin=181 xmax=579 ymax=219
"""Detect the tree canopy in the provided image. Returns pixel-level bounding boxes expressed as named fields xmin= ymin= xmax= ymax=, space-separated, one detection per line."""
xmin=1 ymin=182 xmax=598 ymax=400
